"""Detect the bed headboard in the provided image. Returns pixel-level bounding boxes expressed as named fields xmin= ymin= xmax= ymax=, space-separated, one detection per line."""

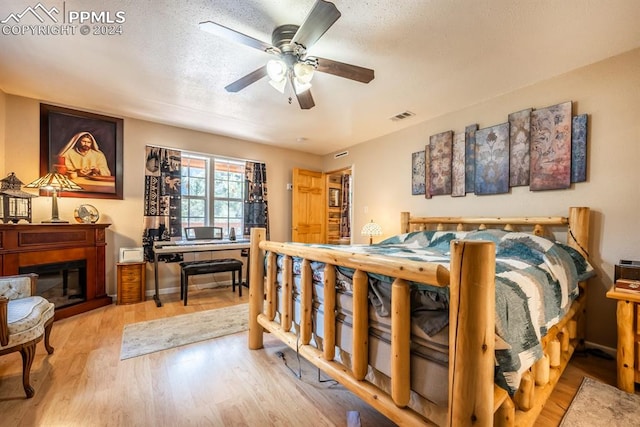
xmin=400 ymin=206 xmax=590 ymax=259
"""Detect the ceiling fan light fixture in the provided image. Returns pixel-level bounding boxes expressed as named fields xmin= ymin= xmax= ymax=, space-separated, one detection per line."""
xmin=293 ymin=62 xmax=314 ymax=84
xmin=266 ymin=59 xmax=287 ymax=82
xmin=269 ymin=78 xmax=287 ymax=94
xmin=293 ymin=79 xmax=312 ymax=95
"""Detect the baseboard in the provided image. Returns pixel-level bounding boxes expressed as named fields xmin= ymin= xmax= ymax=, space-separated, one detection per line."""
xmin=584 ymin=340 xmax=616 ymax=357
xmin=143 ymin=280 xmax=234 ymax=297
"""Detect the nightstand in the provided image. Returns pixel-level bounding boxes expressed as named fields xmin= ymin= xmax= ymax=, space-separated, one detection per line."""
xmin=606 ymin=288 xmax=640 ymax=392
xmin=117 ymin=262 xmax=146 ymax=305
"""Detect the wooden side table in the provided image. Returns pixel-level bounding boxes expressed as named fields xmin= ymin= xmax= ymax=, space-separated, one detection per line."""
xmin=117 ymin=262 xmax=146 ymax=305
xmin=606 ymin=288 xmax=640 ymax=392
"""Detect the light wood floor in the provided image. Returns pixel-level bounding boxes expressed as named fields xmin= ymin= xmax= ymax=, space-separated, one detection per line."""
xmin=0 ymin=286 xmax=627 ymax=426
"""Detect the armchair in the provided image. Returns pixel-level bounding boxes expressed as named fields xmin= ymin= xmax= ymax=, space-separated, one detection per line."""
xmin=0 ymin=273 xmax=55 ymax=398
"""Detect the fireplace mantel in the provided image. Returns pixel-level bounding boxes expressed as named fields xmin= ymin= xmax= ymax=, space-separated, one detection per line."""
xmin=0 ymin=223 xmax=112 ymax=320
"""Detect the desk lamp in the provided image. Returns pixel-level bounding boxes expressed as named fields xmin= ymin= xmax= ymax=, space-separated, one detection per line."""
xmin=361 ymin=220 xmax=382 ymax=245
xmin=25 ymin=172 xmax=83 ymax=223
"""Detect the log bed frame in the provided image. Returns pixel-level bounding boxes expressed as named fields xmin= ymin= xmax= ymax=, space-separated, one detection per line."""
xmin=248 ymin=207 xmax=590 ymax=426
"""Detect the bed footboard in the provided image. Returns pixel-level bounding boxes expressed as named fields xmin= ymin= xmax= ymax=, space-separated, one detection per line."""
xmin=248 ymin=229 xmax=496 ymax=426
xmin=248 ymin=206 xmax=591 ymax=427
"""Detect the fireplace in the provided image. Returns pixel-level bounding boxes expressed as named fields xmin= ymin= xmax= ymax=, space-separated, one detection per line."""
xmin=0 ymin=223 xmax=111 ymax=320
xmin=20 ymin=259 xmax=87 ymax=310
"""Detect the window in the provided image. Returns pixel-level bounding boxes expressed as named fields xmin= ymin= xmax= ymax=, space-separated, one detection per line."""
xmin=181 ymin=156 xmax=207 ymax=227
xmin=181 ymin=154 xmax=245 ymax=238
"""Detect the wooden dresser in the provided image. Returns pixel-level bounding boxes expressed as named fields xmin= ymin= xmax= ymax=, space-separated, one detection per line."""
xmin=117 ymin=262 xmax=146 ymax=304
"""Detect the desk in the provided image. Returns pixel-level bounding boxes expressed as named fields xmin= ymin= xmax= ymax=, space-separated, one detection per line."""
xmin=152 ymin=239 xmax=250 ymax=307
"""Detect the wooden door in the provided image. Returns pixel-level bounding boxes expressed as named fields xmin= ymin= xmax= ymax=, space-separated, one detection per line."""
xmin=292 ymin=168 xmax=325 ymax=243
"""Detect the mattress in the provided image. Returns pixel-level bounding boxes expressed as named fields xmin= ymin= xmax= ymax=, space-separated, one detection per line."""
xmin=270 ymin=228 xmax=595 ymax=403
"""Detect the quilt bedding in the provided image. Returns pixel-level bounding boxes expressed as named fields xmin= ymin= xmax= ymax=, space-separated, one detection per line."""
xmin=276 ymin=229 xmax=594 ymax=395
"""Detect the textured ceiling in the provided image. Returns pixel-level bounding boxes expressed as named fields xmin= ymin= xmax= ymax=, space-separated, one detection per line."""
xmin=1 ymin=0 xmax=639 ymax=155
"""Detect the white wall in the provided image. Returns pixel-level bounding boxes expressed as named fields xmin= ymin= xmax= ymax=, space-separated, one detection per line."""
xmin=323 ymin=48 xmax=640 ymax=348
xmin=3 ymin=94 xmax=323 ymax=295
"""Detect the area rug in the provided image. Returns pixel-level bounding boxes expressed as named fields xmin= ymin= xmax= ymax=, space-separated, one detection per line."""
xmin=560 ymin=376 xmax=640 ymax=426
xmin=120 ymin=303 xmax=249 ymax=360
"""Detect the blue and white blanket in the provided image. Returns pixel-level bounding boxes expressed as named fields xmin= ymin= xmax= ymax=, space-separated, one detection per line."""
xmin=286 ymin=229 xmax=594 ymax=394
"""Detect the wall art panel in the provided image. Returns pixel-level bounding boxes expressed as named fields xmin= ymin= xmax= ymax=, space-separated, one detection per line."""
xmin=464 ymin=124 xmax=478 ymax=193
xmin=411 ymin=150 xmax=426 ymax=195
xmin=508 ymin=108 xmax=532 ymax=187
xmin=428 ymin=131 xmax=453 ymax=196
xmin=475 ymin=123 xmax=510 ymax=195
xmin=452 ymin=132 xmax=466 ymax=197
xmin=530 ymin=101 xmax=572 ymax=191
xmin=571 ymin=114 xmax=588 ymax=183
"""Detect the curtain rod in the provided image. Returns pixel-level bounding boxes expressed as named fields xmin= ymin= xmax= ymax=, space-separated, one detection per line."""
xmin=145 ymin=144 xmax=264 ymax=165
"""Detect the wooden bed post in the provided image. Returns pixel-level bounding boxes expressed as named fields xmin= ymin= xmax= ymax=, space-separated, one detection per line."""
xmin=391 ymin=278 xmax=411 ymax=407
xmin=400 ymin=211 xmax=410 ymax=234
xmin=448 ymin=240 xmax=496 ymax=427
xmin=568 ymin=207 xmax=590 ymax=350
xmin=265 ymin=252 xmax=277 ymax=320
xmin=567 ymin=207 xmax=590 ymax=259
xmin=323 ymin=264 xmax=336 ymax=361
xmin=249 ymin=227 xmax=266 ymax=350
xmin=300 ymin=259 xmax=313 ymax=345
xmin=352 ymin=269 xmax=370 ymax=380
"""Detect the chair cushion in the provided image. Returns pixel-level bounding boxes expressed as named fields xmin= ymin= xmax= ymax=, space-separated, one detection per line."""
xmin=181 ymin=259 xmax=243 ymax=275
xmin=1 ymin=296 xmax=55 ymax=350
xmin=0 ymin=276 xmax=32 ymax=300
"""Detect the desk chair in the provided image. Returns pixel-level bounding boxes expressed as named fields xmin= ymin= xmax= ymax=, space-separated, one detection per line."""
xmin=179 ymin=259 xmax=244 ymax=305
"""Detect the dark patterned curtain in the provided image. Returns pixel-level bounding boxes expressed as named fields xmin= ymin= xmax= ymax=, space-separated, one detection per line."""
xmin=243 ymin=161 xmax=269 ymax=239
xmin=340 ymin=174 xmax=351 ymax=238
xmin=142 ymin=146 xmax=182 ymax=262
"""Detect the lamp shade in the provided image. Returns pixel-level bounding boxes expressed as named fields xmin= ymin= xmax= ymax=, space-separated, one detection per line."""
xmin=269 ymin=77 xmax=287 ymax=94
xmin=293 ymin=62 xmax=314 ymax=84
xmin=25 ymin=172 xmax=83 ymax=192
xmin=361 ymin=220 xmax=382 ymax=245
xmin=267 ymin=59 xmax=287 ymax=82
xmin=293 ymin=79 xmax=312 ymax=95
xmin=25 ymin=172 xmax=82 ymax=223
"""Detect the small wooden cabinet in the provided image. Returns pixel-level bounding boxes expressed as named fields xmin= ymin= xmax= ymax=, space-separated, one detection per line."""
xmin=606 ymin=288 xmax=640 ymax=392
xmin=117 ymin=262 xmax=146 ymax=305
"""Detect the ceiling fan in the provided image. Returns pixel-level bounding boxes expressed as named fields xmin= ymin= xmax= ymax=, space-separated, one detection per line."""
xmin=199 ymin=0 xmax=375 ymax=110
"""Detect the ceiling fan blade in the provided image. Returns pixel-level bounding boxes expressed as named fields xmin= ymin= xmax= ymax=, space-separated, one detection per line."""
xmin=291 ymin=0 xmax=341 ymax=50
xmin=225 ymin=66 xmax=268 ymax=92
xmin=314 ymin=57 xmax=375 ymax=83
xmin=199 ymin=21 xmax=275 ymax=53
xmin=295 ymin=88 xmax=315 ymax=110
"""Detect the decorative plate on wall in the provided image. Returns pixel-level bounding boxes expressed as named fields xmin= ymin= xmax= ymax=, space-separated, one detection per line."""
xmin=74 ymin=204 xmax=99 ymax=223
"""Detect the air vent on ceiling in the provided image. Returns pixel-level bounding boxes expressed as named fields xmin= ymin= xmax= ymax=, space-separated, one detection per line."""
xmin=390 ymin=110 xmax=415 ymax=122
xmin=334 ymin=151 xmax=349 ymax=159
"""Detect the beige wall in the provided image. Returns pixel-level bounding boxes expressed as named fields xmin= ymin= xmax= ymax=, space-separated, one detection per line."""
xmin=3 ymin=48 xmax=639 ymax=349
xmin=3 ymin=94 xmax=323 ymax=296
xmin=323 ymin=48 xmax=640 ymax=349
xmin=0 ymin=90 xmax=6 ymax=175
